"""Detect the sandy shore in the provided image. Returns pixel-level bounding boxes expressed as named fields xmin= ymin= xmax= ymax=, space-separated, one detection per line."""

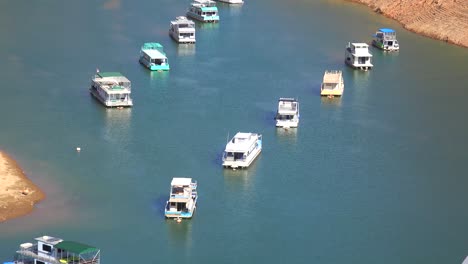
xmin=348 ymin=0 xmax=468 ymax=48
xmin=0 ymin=151 xmax=45 ymax=222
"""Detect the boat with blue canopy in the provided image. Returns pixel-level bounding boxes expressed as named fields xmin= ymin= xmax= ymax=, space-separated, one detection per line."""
xmin=372 ymin=28 xmax=400 ymax=51
xmin=139 ymin=43 xmax=170 ymax=71
xmin=187 ymin=0 xmax=219 ymax=23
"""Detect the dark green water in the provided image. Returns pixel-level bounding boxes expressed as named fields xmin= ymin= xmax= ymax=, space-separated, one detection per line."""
xmin=1 ymin=0 xmax=468 ymax=263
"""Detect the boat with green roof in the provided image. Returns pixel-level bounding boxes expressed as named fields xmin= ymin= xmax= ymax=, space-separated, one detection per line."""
xmin=139 ymin=42 xmax=170 ymax=71
xmin=5 ymin=235 xmax=100 ymax=264
xmin=90 ymin=71 xmax=133 ymax=107
xmin=187 ymin=0 xmax=219 ymax=23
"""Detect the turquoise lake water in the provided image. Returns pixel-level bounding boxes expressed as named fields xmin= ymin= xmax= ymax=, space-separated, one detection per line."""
xmin=1 ymin=0 xmax=468 ymax=263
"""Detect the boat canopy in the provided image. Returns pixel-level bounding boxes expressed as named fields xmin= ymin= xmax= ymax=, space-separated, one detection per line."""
xmin=142 ymin=49 xmax=167 ymax=59
xmin=225 ymin=132 xmax=258 ymax=152
xmin=55 ymin=241 xmax=98 ymax=255
xmin=379 ymin=28 xmax=395 ymax=33
xmin=171 ymin=178 xmax=192 ymax=186
xmin=96 ymin=72 xmax=124 ymax=78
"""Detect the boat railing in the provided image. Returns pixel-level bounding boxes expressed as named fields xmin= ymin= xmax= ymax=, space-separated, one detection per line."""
xmin=16 ymin=249 xmax=61 ymax=264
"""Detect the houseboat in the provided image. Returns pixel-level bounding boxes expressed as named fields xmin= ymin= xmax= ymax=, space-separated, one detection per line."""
xmin=187 ymin=0 xmax=220 ymax=23
xmin=222 ymin=132 xmax=262 ymax=169
xmin=345 ymin=42 xmax=373 ymax=70
xmin=215 ymin=0 xmax=244 ymax=4
xmin=5 ymin=235 xmax=100 ymax=264
xmin=321 ymin=70 xmax=344 ymax=97
xmin=139 ymin=42 xmax=170 ymax=71
xmin=275 ymin=98 xmax=299 ymax=128
xmin=169 ymin=16 xmax=196 ymax=44
xmin=90 ymin=71 xmax=133 ymax=107
xmin=165 ymin=178 xmax=198 ymax=219
xmin=372 ymin=28 xmax=399 ymax=51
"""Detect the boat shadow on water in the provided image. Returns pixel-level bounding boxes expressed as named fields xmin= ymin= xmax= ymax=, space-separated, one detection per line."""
xmin=152 ymin=195 xmax=169 ymax=219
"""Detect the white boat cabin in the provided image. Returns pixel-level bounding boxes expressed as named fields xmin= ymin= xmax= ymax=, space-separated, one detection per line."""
xmin=345 ymin=42 xmax=373 ymax=70
xmin=165 ymin=178 xmax=198 ymax=219
xmin=169 ymin=16 xmax=196 ymax=44
xmin=90 ymin=72 xmax=133 ymax=107
xmin=222 ymin=132 xmax=262 ymax=169
xmin=275 ymin=98 xmax=299 ymax=128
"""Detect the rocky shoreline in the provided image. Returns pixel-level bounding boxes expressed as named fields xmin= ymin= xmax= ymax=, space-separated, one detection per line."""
xmin=0 ymin=151 xmax=45 ymax=222
xmin=348 ymin=0 xmax=468 ymax=48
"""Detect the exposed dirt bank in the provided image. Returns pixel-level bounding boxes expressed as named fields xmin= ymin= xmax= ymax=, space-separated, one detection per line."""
xmin=0 ymin=151 xmax=45 ymax=222
xmin=348 ymin=0 xmax=468 ymax=48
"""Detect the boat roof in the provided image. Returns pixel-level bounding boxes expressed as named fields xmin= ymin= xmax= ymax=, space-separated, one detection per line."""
xmin=225 ymin=132 xmax=259 ymax=152
xmin=323 ymin=70 xmax=342 ymax=83
xmin=35 ymin=235 xmax=63 ymax=245
xmin=171 ymin=177 xmax=192 ymax=186
xmin=94 ymin=73 xmax=130 ymax=84
xmin=278 ymin=98 xmax=297 ymax=102
xmin=351 ymin=42 xmax=369 ymax=47
xmin=56 ymin=241 xmax=99 ymax=255
xmin=379 ymin=28 xmax=395 ymax=33
xmin=96 ymin=72 xmax=124 ymax=78
xmin=142 ymin=49 xmax=167 ymax=59
xmin=171 ymin=16 xmax=195 ymax=25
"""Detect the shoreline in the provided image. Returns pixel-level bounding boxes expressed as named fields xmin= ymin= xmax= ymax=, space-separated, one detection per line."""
xmin=347 ymin=0 xmax=468 ymax=48
xmin=0 ymin=151 xmax=45 ymax=223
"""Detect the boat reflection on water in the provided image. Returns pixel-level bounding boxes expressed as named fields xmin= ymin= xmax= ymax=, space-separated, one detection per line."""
xmin=275 ymin=127 xmax=298 ymax=145
xmin=223 ymin=158 xmax=260 ymax=191
xmin=216 ymin=2 xmax=243 ymax=16
xmin=103 ymin=107 xmax=132 ymax=145
xmin=166 ymin=216 xmax=193 ymax=250
xmin=176 ymin=44 xmax=196 ymax=57
xmin=320 ymin=96 xmax=342 ymax=107
xmin=196 ymin=22 xmax=219 ymax=30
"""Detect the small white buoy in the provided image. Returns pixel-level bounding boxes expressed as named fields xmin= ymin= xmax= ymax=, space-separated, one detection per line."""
xmin=76 ymin=147 xmax=81 ymax=152
xmin=176 ymin=217 xmax=182 ymax=223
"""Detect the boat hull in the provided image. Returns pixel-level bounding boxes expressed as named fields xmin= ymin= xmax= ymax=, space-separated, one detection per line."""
xmin=222 ymin=146 xmax=261 ymax=169
xmin=276 ymin=120 xmax=299 ymax=128
xmin=169 ymin=31 xmax=196 ymax=44
xmin=186 ymin=12 xmax=219 ymax=23
xmin=372 ymin=40 xmax=399 ymax=51
xmin=164 ymin=200 xmax=197 ymax=219
xmin=139 ymin=57 xmax=170 ymax=71
xmin=89 ymin=88 xmax=133 ymax=107
xmin=216 ymin=0 xmax=244 ymax=4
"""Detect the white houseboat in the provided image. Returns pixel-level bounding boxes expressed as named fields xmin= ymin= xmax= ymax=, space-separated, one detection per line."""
xmin=321 ymin=70 xmax=344 ymax=97
xmin=139 ymin=42 xmax=170 ymax=71
xmin=169 ymin=16 xmax=196 ymax=44
xmin=90 ymin=71 xmax=133 ymax=107
xmin=372 ymin=28 xmax=399 ymax=51
xmin=275 ymin=98 xmax=299 ymax=128
xmin=215 ymin=0 xmax=244 ymax=4
xmin=165 ymin=178 xmax=198 ymax=219
xmin=5 ymin=235 xmax=100 ymax=264
xmin=222 ymin=132 xmax=262 ymax=169
xmin=187 ymin=0 xmax=220 ymax=23
xmin=345 ymin=42 xmax=373 ymax=70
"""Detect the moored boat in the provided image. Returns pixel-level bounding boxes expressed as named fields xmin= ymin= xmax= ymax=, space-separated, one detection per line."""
xmin=187 ymin=0 xmax=220 ymax=23
xmin=275 ymin=98 xmax=299 ymax=128
xmin=321 ymin=70 xmax=344 ymax=97
xmin=7 ymin=235 xmax=100 ymax=264
xmin=222 ymin=132 xmax=262 ymax=169
xmin=90 ymin=71 xmax=133 ymax=107
xmin=169 ymin=16 xmax=196 ymax=44
xmin=139 ymin=42 xmax=170 ymax=71
xmin=372 ymin=28 xmax=399 ymax=51
xmin=215 ymin=0 xmax=244 ymax=4
xmin=345 ymin=42 xmax=373 ymax=70
xmin=165 ymin=178 xmax=198 ymax=219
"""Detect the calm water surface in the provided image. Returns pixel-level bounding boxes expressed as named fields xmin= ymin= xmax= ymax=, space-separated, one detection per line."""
xmin=1 ymin=0 xmax=468 ymax=263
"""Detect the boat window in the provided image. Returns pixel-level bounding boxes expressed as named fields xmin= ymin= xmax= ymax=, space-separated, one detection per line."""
xmin=170 ymin=202 xmax=176 ymax=206
xmin=234 ymin=152 xmax=244 ymax=160
xmin=42 ymin=244 xmax=52 ymax=253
